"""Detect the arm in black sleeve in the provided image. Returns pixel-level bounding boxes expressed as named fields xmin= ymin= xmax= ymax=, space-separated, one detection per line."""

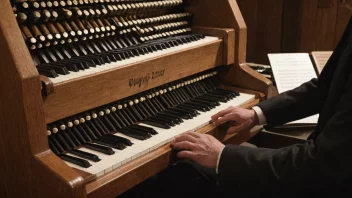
xmin=218 ymin=77 xmax=352 ymax=193
xmin=257 ymin=78 xmax=321 ymax=127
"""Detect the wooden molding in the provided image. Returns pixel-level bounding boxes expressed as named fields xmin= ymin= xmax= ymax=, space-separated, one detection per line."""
xmin=220 ymin=63 xmax=274 ymax=99
xmin=40 ymin=75 xmax=54 ymax=96
xmin=192 ymin=26 xmax=235 ymax=65
xmin=186 ymin=0 xmax=247 ymax=64
xmin=0 ymin=1 xmax=85 ymax=197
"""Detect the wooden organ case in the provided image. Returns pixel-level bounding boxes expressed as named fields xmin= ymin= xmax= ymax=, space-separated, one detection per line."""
xmin=0 ymin=0 xmax=272 ymax=197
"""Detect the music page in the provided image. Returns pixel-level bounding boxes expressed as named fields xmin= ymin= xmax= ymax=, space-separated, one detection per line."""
xmin=311 ymin=51 xmax=333 ymax=74
xmin=268 ymin=53 xmax=319 ymax=124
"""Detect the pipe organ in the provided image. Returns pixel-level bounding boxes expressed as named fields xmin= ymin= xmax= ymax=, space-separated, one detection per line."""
xmin=0 ymin=0 xmax=272 ymax=197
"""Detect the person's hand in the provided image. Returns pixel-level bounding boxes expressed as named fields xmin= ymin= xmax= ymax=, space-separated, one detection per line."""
xmin=211 ymin=106 xmax=259 ymax=134
xmin=171 ymin=132 xmax=225 ymax=169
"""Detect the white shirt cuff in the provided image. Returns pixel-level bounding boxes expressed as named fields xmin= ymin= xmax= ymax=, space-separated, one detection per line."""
xmin=216 ymin=146 xmax=225 ymax=174
xmin=252 ymin=106 xmax=267 ymax=125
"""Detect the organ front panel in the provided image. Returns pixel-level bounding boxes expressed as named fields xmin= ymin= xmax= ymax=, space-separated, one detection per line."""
xmin=0 ymin=0 xmax=272 ymax=197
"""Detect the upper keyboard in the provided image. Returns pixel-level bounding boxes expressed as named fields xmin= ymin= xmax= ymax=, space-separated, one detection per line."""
xmin=10 ymin=0 xmax=214 ymax=80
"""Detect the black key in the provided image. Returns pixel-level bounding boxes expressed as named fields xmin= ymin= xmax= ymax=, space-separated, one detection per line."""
xmin=49 ymin=140 xmax=60 ymax=155
xmin=100 ymin=115 xmax=117 ymax=132
xmin=165 ymin=109 xmax=193 ymax=120
xmin=180 ymin=104 xmax=207 ymax=112
xmin=119 ymin=128 xmax=149 ymax=140
xmin=193 ymin=98 xmax=220 ymax=106
xmin=112 ymin=111 xmax=128 ymax=127
xmin=73 ymin=56 xmax=101 ymax=66
xmin=95 ymin=138 xmax=125 ymax=150
xmin=49 ymin=135 xmax=65 ymax=152
xmin=84 ymin=143 xmax=115 ymax=155
xmin=45 ymin=62 xmax=79 ymax=72
xmin=40 ymin=64 xmax=70 ymax=75
xmin=107 ymin=113 xmax=123 ymax=129
xmin=153 ymin=114 xmax=181 ymax=124
xmin=142 ymin=120 xmax=171 ymax=129
xmin=148 ymin=117 xmax=175 ymax=127
xmin=130 ymin=105 xmax=145 ymax=120
xmin=86 ymin=120 xmax=103 ymax=137
xmin=202 ymin=95 xmax=228 ymax=103
xmin=71 ymin=149 xmax=101 ymax=162
xmin=59 ymin=59 xmax=88 ymax=70
xmin=157 ymin=112 xmax=183 ymax=123
xmin=66 ymin=127 xmax=81 ymax=146
xmin=60 ymin=154 xmax=91 ymax=168
xmin=61 ymin=130 xmax=77 ymax=148
xmin=91 ymin=118 xmax=107 ymax=135
xmin=36 ymin=67 xmax=58 ymax=78
xmin=96 ymin=117 xmax=111 ymax=134
xmin=76 ymin=124 xmax=93 ymax=141
xmin=122 ymin=127 xmax=152 ymax=138
xmin=129 ymin=124 xmax=158 ymax=135
xmin=185 ymin=101 xmax=214 ymax=109
xmin=71 ymin=127 xmax=87 ymax=144
xmin=105 ymin=133 xmax=133 ymax=146
xmin=99 ymin=136 xmax=126 ymax=149
xmin=81 ymin=123 xmax=98 ymax=139
xmin=123 ymin=108 xmax=138 ymax=122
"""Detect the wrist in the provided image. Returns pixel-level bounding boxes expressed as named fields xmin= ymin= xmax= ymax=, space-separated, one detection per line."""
xmin=252 ymin=106 xmax=267 ymax=125
xmin=251 ymin=109 xmax=259 ymax=126
xmin=216 ymin=145 xmax=225 ymax=174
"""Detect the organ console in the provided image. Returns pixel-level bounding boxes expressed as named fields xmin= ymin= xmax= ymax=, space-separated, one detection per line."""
xmin=0 ymin=0 xmax=273 ymax=197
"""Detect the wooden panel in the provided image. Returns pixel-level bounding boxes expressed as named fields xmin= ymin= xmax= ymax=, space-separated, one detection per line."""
xmin=187 ymin=0 xmax=247 ymax=64
xmin=318 ymin=0 xmax=334 ymax=8
xmin=33 ymin=152 xmax=86 ymax=198
xmin=315 ymin=1 xmax=339 ymax=50
xmin=192 ymin=26 xmax=235 ymax=65
xmin=187 ymin=0 xmax=274 ymax=96
xmin=237 ymin=0 xmax=258 ymax=62
xmin=239 ymin=0 xmax=350 ymax=64
xmin=238 ymin=0 xmax=284 ymax=64
xmin=44 ymin=40 xmax=224 ymax=123
xmin=84 ymin=92 xmax=262 ymax=198
xmin=0 ymin=1 xmax=85 ymax=197
xmin=334 ymin=2 xmax=352 ymax=46
xmin=222 ymin=64 xmax=274 ymax=99
xmin=255 ymin=0 xmax=284 ymax=64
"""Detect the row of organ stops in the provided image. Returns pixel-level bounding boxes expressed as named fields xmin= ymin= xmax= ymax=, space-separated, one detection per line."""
xmin=18 ymin=12 xmax=191 ymax=50
xmin=14 ymin=1 xmax=184 ymax=24
xmin=13 ymin=0 xmax=183 ymax=12
xmin=13 ymin=1 xmax=189 ymax=49
xmin=46 ymin=71 xmax=241 ymax=168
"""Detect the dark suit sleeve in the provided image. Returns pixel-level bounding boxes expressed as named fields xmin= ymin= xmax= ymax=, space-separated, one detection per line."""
xmin=257 ymin=78 xmax=321 ymax=127
xmin=218 ymin=76 xmax=352 ymax=192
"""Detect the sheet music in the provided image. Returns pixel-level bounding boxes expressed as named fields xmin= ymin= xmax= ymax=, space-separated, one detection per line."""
xmin=268 ymin=53 xmax=319 ymax=124
xmin=311 ymin=51 xmax=333 ymax=74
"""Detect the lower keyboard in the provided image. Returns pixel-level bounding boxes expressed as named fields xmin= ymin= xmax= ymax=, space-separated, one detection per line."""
xmin=64 ymin=93 xmax=255 ymax=177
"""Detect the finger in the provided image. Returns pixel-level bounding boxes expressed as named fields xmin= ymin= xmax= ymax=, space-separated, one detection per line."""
xmin=172 ymin=141 xmax=197 ymax=151
xmin=211 ymin=107 xmax=233 ymax=121
xmin=171 ymin=133 xmax=197 ymax=144
xmin=214 ymin=113 xmax=238 ymax=126
xmin=187 ymin=131 xmax=201 ymax=138
xmin=227 ymin=124 xmax=245 ymax=134
xmin=177 ymin=150 xmax=197 ymax=161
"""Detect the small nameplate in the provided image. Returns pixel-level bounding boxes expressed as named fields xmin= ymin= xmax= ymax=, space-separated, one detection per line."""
xmin=129 ymin=69 xmax=166 ymax=87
